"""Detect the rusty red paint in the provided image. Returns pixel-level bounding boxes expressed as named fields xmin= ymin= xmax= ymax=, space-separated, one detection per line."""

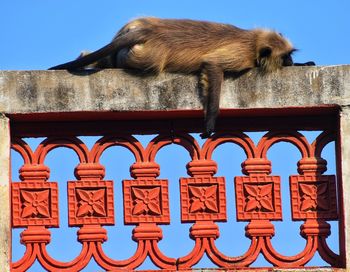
xmin=67 ymin=180 xmax=115 ymax=226
xmin=12 ymin=181 xmax=59 ymax=228
xmin=123 ymin=179 xmax=170 ymax=224
xmin=290 ymin=175 xmax=338 ymax=220
xmin=235 ymin=176 xmax=282 ymax=221
xmin=10 ymin=127 xmax=341 ymax=271
xmin=180 ymin=177 xmax=226 ymax=222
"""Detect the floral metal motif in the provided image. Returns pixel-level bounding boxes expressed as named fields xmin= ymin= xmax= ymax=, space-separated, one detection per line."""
xmin=123 ymin=179 xmax=170 ymax=224
xmin=290 ymin=175 xmax=338 ymax=220
xmin=189 ymin=185 xmax=218 ymax=213
xmin=12 ymin=181 xmax=59 ymax=228
xmin=132 ymin=187 xmax=161 ymax=215
xmin=67 ymin=180 xmax=114 ymax=226
xmin=235 ymin=176 xmax=282 ymax=221
xmin=299 ymin=183 xmax=328 ymax=211
xmin=76 ymin=189 xmax=106 ymax=217
xmin=180 ymin=177 xmax=226 ymax=222
xmin=21 ymin=190 xmax=50 ymax=218
xmin=244 ymin=184 xmax=273 ymax=212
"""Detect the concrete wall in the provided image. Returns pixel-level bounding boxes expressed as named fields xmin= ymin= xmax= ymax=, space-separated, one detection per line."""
xmin=0 ymin=65 xmax=349 ymax=114
xmin=339 ymin=106 xmax=350 ymax=268
xmin=0 ymin=65 xmax=349 ymax=271
xmin=0 ymin=116 xmax=10 ymax=272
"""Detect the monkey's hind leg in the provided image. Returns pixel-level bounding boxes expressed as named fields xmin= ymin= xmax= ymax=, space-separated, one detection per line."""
xmin=199 ymin=63 xmax=224 ymax=139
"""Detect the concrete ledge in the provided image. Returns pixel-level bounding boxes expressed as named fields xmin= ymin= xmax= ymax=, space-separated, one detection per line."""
xmin=0 ymin=65 xmax=349 ymax=116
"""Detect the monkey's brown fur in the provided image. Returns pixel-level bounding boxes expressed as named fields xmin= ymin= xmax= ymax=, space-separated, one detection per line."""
xmin=50 ymin=17 xmax=311 ymax=138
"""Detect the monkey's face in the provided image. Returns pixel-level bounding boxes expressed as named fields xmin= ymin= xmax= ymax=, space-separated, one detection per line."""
xmin=257 ymin=48 xmax=294 ymax=73
xmin=281 ymin=51 xmax=294 ymax=66
xmin=256 ymin=31 xmax=295 ymax=73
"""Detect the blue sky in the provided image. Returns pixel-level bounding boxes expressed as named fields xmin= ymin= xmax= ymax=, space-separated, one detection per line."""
xmin=1 ymin=0 xmax=349 ymax=70
xmin=4 ymin=0 xmax=347 ymax=271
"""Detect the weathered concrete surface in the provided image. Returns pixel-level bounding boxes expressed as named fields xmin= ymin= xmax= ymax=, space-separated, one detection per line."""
xmin=340 ymin=106 xmax=350 ymax=269
xmin=0 ymin=65 xmax=349 ymax=115
xmin=0 ymin=116 xmax=10 ymax=272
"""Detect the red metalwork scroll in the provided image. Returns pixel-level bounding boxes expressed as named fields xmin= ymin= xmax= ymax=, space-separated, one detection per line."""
xmin=11 ymin=129 xmax=340 ymax=271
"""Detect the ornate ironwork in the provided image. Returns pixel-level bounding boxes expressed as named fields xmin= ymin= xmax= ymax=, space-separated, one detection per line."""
xmin=11 ymin=130 xmax=340 ymax=271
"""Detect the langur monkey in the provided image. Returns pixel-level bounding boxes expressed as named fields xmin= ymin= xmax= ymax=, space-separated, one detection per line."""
xmin=50 ymin=17 xmax=315 ymax=138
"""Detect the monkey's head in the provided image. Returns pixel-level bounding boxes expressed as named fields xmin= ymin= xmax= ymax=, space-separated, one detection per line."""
xmin=254 ymin=30 xmax=295 ymax=73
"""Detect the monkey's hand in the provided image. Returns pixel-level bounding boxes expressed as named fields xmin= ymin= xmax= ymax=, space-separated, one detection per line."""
xmin=293 ymin=61 xmax=316 ymax=66
xmin=200 ymin=114 xmax=216 ymax=139
xmin=200 ymin=131 xmax=212 ymax=139
xmin=200 ymin=121 xmax=215 ymax=139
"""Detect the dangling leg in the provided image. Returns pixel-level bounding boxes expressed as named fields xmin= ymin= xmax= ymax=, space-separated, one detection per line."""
xmin=199 ymin=62 xmax=224 ymax=139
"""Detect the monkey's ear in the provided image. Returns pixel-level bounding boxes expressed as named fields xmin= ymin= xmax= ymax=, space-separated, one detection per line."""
xmin=259 ymin=47 xmax=272 ymax=58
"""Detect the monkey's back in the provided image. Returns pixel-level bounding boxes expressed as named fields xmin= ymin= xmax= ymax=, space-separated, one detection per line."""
xmin=117 ymin=18 xmax=255 ymax=73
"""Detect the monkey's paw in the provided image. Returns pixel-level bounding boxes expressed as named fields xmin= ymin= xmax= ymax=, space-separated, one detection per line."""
xmin=200 ymin=131 xmax=213 ymax=139
xmin=304 ymin=61 xmax=316 ymax=66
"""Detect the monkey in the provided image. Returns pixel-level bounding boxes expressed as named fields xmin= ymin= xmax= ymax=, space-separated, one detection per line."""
xmin=49 ymin=17 xmax=315 ymax=138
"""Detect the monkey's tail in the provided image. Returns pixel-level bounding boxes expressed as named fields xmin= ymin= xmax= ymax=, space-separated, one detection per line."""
xmin=48 ymin=29 xmax=147 ymax=70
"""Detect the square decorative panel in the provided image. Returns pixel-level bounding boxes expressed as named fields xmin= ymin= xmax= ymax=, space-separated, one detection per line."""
xmin=290 ymin=175 xmax=338 ymax=220
xmin=180 ymin=176 xmax=226 ymax=222
xmin=235 ymin=176 xmax=282 ymax=221
xmin=123 ymin=179 xmax=170 ymax=224
xmin=68 ymin=180 xmax=114 ymax=226
xmin=12 ymin=181 xmax=59 ymax=228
